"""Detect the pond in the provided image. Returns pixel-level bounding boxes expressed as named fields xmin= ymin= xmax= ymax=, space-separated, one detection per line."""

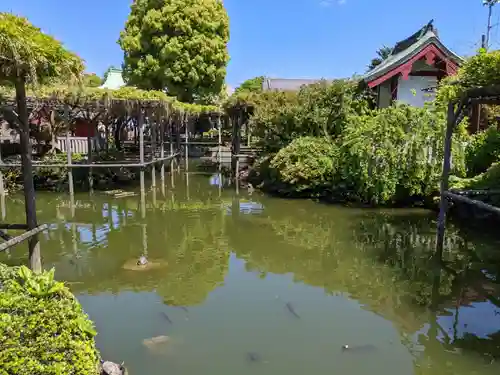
xmin=1 ymin=170 xmax=500 ymax=375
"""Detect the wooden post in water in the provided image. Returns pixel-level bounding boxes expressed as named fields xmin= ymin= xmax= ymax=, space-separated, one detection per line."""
xmin=231 ymin=114 xmax=241 ymax=179
xmin=87 ymin=115 xmax=93 ymax=193
xmin=1 ymin=193 xmax=5 ymax=221
xmin=176 ymin=113 xmax=182 ymax=172
xmin=217 ymin=114 xmax=222 ymax=172
xmin=435 ymin=102 xmax=456 ymax=258
xmin=0 ymin=140 xmax=5 ymax=197
xmin=184 ymin=113 xmax=189 ymax=171
xmin=16 ymin=78 xmax=41 ymax=272
xmin=65 ymin=104 xmax=74 ymax=198
xmin=150 ymin=109 xmax=156 ymax=189
xmin=139 ymin=108 xmax=146 ymax=207
xmin=160 ymin=111 xmax=165 ymax=195
xmin=169 ymin=118 xmax=174 ymax=174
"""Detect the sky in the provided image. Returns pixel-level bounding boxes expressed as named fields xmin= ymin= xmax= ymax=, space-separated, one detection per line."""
xmin=1 ymin=0 xmax=498 ymax=89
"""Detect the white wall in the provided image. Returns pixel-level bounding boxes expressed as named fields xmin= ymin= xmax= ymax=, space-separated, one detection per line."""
xmin=397 ymin=76 xmax=437 ymax=107
xmin=378 ymin=81 xmax=392 ymax=108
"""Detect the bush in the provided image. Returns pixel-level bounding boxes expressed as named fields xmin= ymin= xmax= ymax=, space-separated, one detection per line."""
xmin=436 ymin=49 xmax=500 ymax=104
xmin=0 ymin=264 xmax=100 ymax=375
xmin=269 ymin=137 xmax=339 ymax=195
xmin=451 ymin=162 xmax=500 ymax=191
xmin=339 ymin=105 xmax=466 ymax=204
xmin=250 ymin=79 xmax=373 ymax=153
xmin=465 ymin=126 xmax=500 ymax=176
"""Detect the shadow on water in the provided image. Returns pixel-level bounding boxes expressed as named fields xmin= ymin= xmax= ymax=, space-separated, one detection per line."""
xmin=1 ymin=166 xmax=500 ymax=375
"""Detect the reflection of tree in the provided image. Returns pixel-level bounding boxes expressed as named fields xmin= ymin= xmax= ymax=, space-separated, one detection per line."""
xmin=227 ymin=202 xmax=500 ymax=373
xmin=156 ymin=211 xmax=229 ymax=306
xmin=0 ymin=193 xmax=230 ymax=307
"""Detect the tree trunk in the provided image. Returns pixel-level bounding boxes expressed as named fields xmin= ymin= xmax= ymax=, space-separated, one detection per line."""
xmin=15 ymin=77 xmax=41 ymax=273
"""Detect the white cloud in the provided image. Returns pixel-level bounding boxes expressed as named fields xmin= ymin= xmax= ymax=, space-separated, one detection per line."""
xmin=319 ymin=0 xmax=346 ymax=7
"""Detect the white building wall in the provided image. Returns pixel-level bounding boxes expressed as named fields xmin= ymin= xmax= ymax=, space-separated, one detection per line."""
xmin=397 ymin=75 xmax=437 ymax=107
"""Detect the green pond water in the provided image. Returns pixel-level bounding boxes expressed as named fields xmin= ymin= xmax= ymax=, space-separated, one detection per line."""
xmin=1 ymin=170 xmax=500 ymax=375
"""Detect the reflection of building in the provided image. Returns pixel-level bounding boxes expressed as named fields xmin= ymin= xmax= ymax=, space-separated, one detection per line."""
xmin=224 ymin=200 xmax=264 ymax=215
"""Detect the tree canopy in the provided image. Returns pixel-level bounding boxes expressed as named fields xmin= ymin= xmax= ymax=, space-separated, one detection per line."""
xmin=82 ymin=73 xmax=102 ymax=87
xmin=0 ymin=12 xmax=83 ymax=85
xmin=118 ymin=0 xmax=230 ymax=103
xmin=367 ymin=45 xmax=392 ymax=71
xmin=234 ymin=76 xmax=265 ymax=94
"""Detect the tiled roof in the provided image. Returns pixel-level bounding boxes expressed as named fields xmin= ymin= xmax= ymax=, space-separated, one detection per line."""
xmin=362 ymin=21 xmax=464 ymax=84
xmin=262 ymin=78 xmax=332 ymax=91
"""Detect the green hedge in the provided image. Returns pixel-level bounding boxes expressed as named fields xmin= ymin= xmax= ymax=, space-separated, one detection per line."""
xmin=0 ymin=264 xmax=100 ymax=375
xmin=269 ymin=136 xmax=339 ymax=196
xmin=465 ymin=126 xmax=500 ymax=177
xmin=253 ymin=105 xmax=468 ymax=205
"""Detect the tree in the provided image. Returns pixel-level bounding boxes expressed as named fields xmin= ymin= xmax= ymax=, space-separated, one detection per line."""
xmin=83 ymin=72 xmax=102 ymax=87
xmin=0 ymin=13 xmax=83 ymax=272
xmin=367 ymin=45 xmax=392 ymax=71
xmin=234 ymin=76 xmax=265 ymax=95
xmin=118 ymin=0 xmax=230 ymax=103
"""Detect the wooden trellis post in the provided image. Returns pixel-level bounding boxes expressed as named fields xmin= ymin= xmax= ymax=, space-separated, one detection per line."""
xmin=436 ymin=85 xmax=500 ymax=256
xmin=65 ymin=104 xmax=74 ymax=198
xmin=16 ymin=80 xmax=42 ymax=272
xmin=435 ymin=102 xmax=455 ymax=258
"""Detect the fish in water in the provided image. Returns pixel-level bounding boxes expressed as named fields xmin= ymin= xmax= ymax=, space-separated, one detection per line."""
xmin=178 ymin=306 xmax=188 ymax=313
xmin=160 ymin=311 xmax=173 ymax=324
xmin=136 ymin=256 xmax=148 ymax=266
xmin=247 ymin=352 xmax=261 ymax=362
xmin=341 ymin=344 xmax=377 ymax=353
xmin=285 ymin=302 xmax=300 ymax=319
xmin=142 ymin=335 xmax=170 ymax=349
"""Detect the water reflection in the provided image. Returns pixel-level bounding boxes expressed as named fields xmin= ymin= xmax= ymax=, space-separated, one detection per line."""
xmin=0 ymin=171 xmax=499 ymax=375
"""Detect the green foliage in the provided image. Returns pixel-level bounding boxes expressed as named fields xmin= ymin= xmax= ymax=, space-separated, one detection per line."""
xmin=250 ymin=79 xmax=373 ymax=152
xmin=436 ymin=49 xmax=500 ymax=103
xmin=465 ymin=126 xmax=500 ymax=176
xmin=0 ymin=13 xmax=84 ymax=84
xmin=339 ymin=105 xmax=458 ymax=204
xmin=234 ymin=76 xmax=264 ymax=95
xmin=367 ymin=45 xmax=392 ymax=71
xmin=82 ymin=73 xmax=102 ymax=88
xmin=0 ymin=83 xmax=221 ymax=114
xmin=118 ymin=0 xmax=230 ymax=103
xmin=451 ymin=162 xmax=500 ymax=191
xmin=269 ymin=137 xmax=339 ymax=195
xmin=255 ymin=104 xmax=468 ymax=205
xmin=0 ymin=263 xmax=100 ymax=375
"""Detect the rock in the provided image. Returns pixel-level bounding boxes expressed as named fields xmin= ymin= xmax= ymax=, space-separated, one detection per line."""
xmin=136 ymin=256 xmax=148 ymax=266
xmin=101 ymin=361 xmax=126 ymax=375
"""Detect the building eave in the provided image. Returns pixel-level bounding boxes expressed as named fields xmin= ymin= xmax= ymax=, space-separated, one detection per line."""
xmin=362 ymin=32 xmax=463 ymax=88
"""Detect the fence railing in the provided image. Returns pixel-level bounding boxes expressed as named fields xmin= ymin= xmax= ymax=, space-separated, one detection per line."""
xmin=0 ymin=136 xmax=98 ymax=155
xmin=55 ymin=137 xmax=95 ymax=154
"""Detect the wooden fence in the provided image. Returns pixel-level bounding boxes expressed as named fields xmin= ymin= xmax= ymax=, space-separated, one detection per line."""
xmin=0 ymin=136 xmax=98 ymax=155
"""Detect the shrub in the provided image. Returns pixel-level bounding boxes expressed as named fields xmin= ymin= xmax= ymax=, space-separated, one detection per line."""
xmin=465 ymin=126 xmax=500 ymax=176
xmin=250 ymin=79 xmax=373 ymax=153
xmin=269 ymin=136 xmax=339 ymax=195
xmin=0 ymin=264 xmax=100 ymax=375
xmin=436 ymin=49 xmax=500 ymax=104
xmin=339 ymin=105 xmax=466 ymax=204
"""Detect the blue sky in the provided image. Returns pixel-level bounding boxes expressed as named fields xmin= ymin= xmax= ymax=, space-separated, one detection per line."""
xmin=1 ymin=0 xmax=498 ymax=88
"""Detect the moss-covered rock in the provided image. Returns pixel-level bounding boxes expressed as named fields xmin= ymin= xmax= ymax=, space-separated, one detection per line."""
xmin=0 ymin=264 xmax=100 ymax=375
